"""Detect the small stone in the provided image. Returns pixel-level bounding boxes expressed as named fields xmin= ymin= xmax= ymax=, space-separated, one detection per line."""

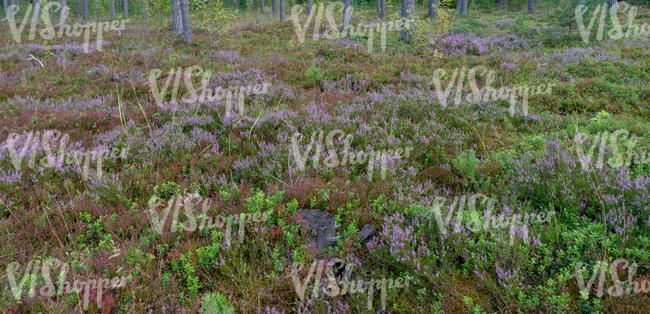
xmin=295 ymin=209 xmax=339 ymax=252
xmin=358 ymin=224 xmax=375 ymax=243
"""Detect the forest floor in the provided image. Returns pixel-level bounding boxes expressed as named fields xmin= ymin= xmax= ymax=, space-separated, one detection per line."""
xmin=1 ymin=4 xmax=650 ymax=313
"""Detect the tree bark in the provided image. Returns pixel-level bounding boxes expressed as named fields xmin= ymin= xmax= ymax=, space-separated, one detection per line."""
xmin=3 ymin=0 xmax=8 ymax=19
xmin=82 ymin=0 xmax=88 ymax=21
xmin=34 ymin=0 xmax=41 ymax=21
xmin=376 ymin=0 xmax=380 ymax=14
xmin=180 ymin=0 xmax=192 ymax=42
xmin=456 ymin=0 xmax=461 ymax=12
xmin=428 ymin=0 xmax=437 ymax=18
xmin=279 ymin=0 xmax=284 ymax=21
xmin=400 ymin=0 xmax=412 ymax=40
xmin=498 ymin=0 xmax=504 ymax=10
xmin=260 ymin=0 xmax=264 ymax=11
xmin=380 ymin=0 xmax=385 ymax=19
xmin=172 ymin=0 xmax=183 ymax=34
xmin=123 ymin=0 xmax=128 ymax=18
xmin=272 ymin=0 xmax=277 ymax=16
xmin=607 ymin=0 xmax=617 ymax=10
xmin=142 ymin=0 xmax=149 ymax=20
xmin=528 ymin=0 xmax=534 ymax=14
xmin=461 ymin=0 xmax=467 ymax=15
xmin=306 ymin=0 xmax=311 ymax=15
xmin=60 ymin=0 xmax=67 ymax=26
xmin=110 ymin=0 xmax=116 ymax=18
xmin=343 ymin=0 xmax=351 ymax=27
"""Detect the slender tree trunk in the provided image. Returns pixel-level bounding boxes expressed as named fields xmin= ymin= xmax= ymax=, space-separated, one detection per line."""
xmin=498 ymin=0 xmax=504 ymax=10
xmin=142 ymin=0 xmax=149 ymax=20
xmin=428 ymin=0 xmax=437 ymax=18
xmin=343 ymin=0 xmax=351 ymax=27
xmin=527 ymin=0 xmax=534 ymax=14
xmin=461 ymin=0 xmax=467 ymax=15
xmin=380 ymin=0 xmax=385 ymax=19
xmin=376 ymin=0 xmax=379 ymax=14
xmin=607 ymin=0 xmax=617 ymax=10
xmin=4 ymin=0 xmax=9 ymax=19
xmin=82 ymin=0 xmax=88 ymax=21
xmin=172 ymin=0 xmax=183 ymax=34
xmin=456 ymin=0 xmax=461 ymax=12
xmin=401 ymin=0 xmax=412 ymax=40
xmin=306 ymin=0 xmax=311 ymax=15
xmin=75 ymin=0 xmax=80 ymax=18
xmin=272 ymin=0 xmax=277 ymax=16
xmin=34 ymin=0 xmax=41 ymax=21
xmin=123 ymin=0 xmax=128 ymax=18
xmin=279 ymin=0 xmax=284 ymax=21
xmin=180 ymin=0 xmax=192 ymax=42
xmin=60 ymin=0 xmax=67 ymax=26
xmin=260 ymin=0 xmax=264 ymax=11
xmin=110 ymin=0 xmax=116 ymax=18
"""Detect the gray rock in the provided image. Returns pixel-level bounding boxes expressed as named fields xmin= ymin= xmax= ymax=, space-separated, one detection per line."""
xmin=358 ymin=224 xmax=376 ymax=243
xmin=295 ymin=209 xmax=339 ymax=251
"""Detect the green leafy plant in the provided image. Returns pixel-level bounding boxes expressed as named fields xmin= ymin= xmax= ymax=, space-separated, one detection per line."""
xmin=452 ymin=149 xmax=480 ymax=183
xmin=201 ymin=292 xmax=234 ymax=314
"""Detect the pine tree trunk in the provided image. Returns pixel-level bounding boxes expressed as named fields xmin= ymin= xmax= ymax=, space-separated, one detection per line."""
xmin=376 ymin=0 xmax=379 ymax=14
xmin=123 ymin=0 xmax=128 ymax=18
xmin=498 ymin=0 xmax=504 ymax=10
xmin=607 ymin=0 xmax=617 ymax=10
xmin=172 ymin=0 xmax=183 ymax=34
xmin=82 ymin=0 xmax=88 ymax=21
xmin=272 ymin=0 xmax=277 ymax=16
xmin=461 ymin=0 xmax=467 ymax=15
xmin=260 ymin=0 xmax=264 ymax=11
xmin=400 ymin=0 xmax=412 ymax=40
xmin=142 ymin=0 xmax=149 ymax=20
xmin=527 ymin=0 xmax=534 ymax=14
xmin=34 ymin=0 xmax=41 ymax=21
xmin=279 ymin=0 xmax=284 ymax=21
xmin=110 ymin=0 xmax=116 ymax=18
xmin=343 ymin=0 xmax=351 ymax=27
xmin=456 ymin=0 xmax=461 ymax=12
xmin=60 ymin=0 xmax=67 ymax=26
xmin=306 ymin=0 xmax=311 ymax=15
xmin=3 ymin=0 xmax=8 ymax=19
xmin=180 ymin=0 xmax=192 ymax=42
xmin=428 ymin=0 xmax=438 ymax=18
xmin=380 ymin=0 xmax=385 ymax=19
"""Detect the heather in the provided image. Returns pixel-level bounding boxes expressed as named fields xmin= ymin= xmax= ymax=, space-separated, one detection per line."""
xmin=1 ymin=1 xmax=650 ymax=313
